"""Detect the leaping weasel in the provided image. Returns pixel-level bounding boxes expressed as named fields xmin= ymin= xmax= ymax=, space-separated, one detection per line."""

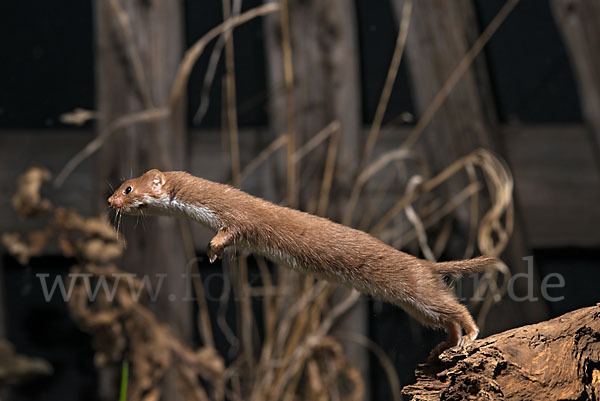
xmin=108 ymin=169 xmax=505 ymax=350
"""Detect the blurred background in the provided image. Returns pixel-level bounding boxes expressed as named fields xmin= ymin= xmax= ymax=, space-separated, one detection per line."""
xmin=1 ymin=0 xmax=599 ymax=400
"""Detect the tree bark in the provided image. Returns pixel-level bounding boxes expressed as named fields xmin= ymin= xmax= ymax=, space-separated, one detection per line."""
xmin=402 ymin=304 xmax=600 ymax=401
xmin=95 ymin=1 xmax=187 ymax=400
xmin=551 ymin=0 xmax=600 ymax=162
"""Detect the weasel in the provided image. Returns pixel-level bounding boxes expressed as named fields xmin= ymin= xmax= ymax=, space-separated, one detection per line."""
xmin=108 ymin=169 xmax=505 ymax=349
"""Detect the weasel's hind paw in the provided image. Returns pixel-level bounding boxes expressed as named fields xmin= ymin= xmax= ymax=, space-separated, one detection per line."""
xmin=461 ymin=328 xmax=479 ymax=346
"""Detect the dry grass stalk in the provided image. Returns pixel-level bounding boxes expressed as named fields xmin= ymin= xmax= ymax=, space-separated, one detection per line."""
xmin=401 ymin=0 xmax=521 ymax=150
xmin=170 ymin=3 xmax=280 ymax=115
xmin=277 ymin=0 xmax=298 ymax=209
xmin=54 ymin=108 xmax=170 ymax=187
xmin=360 ymin=0 xmax=413 ymax=172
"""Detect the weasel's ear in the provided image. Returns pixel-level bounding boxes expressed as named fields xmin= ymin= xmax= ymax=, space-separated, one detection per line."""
xmin=146 ymin=169 xmax=166 ymax=191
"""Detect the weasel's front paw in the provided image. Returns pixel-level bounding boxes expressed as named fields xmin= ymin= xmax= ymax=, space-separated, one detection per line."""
xmin=207 ymin=244 xmax=223 ymax=263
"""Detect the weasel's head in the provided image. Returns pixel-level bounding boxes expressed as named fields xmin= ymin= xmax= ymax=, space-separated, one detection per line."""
xmin=107 ymin=169 xmax=169 ymax=215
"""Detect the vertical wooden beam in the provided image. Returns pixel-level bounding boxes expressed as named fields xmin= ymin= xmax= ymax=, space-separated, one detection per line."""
xmin=95 ymin=1 xmax=187 ymax=400
xmin=394 ymin=0 xmax=496 ymax=168
xmin=263 ymin=0 xmax=370 ymax=394
xmin=264 ymin=0 xmax=362 ymax=206
xmin=391 ymin=0 xmax=549 ymax=331
xmin=551 ymin=0 xmax=600 ymax=160
xmin=0 ymin=262 xmax=4 ymax=339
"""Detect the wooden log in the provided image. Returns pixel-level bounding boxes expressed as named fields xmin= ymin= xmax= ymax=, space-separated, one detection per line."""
xmin=403 ymin=304 xmax=600 ymax=401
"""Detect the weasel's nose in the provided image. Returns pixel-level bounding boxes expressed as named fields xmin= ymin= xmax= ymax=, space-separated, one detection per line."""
xmin=108 ymin=196 xmax=122 ymax=208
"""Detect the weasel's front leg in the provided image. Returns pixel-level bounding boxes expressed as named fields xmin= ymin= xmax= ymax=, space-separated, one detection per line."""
xmin=207 ymin=230 xmax=235 ymax=263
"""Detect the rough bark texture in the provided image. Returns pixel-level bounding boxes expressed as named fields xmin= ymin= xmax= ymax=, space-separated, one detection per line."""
xmin=403 ymin=304 xmax=600 ymax=401
xmin=551 ymin=0 xmax=600 ymax=156
xmin=95 ymin=1 xmax=187 ymax=400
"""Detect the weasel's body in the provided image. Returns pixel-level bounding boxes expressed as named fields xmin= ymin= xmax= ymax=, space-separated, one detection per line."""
xmin=108 ymin=169 xmax=504 ymax=349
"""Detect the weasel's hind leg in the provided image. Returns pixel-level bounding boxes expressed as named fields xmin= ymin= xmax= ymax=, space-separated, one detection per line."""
xmin=426 ymin=291 xmax=479 ymax=351
xmin=442 ymin=299 xmax=479 ymax=347
xmin=428 ymin=303 xmax=479 ymax=361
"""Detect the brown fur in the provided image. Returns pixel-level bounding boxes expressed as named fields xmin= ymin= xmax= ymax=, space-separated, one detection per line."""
xmin=108 ymin=169 xmax=505 ymax=349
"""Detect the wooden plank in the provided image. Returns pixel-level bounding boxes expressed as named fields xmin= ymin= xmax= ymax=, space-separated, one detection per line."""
xmin=262 ymin=1 xmax=370 ymax=394
xmin=2 ymin=125 xmax=598 ymax=250
xmin=392 ymin=0 xmax=497 ymax=169
xmin=503 ymin=124 xmax=600 ymax=247
xmin=94 ymin=0 xmax=187 ymax=400
xmin=263 ymin=0 xmax=363 ymax=207
xmin=551 ymin=0 xmax=600 ymax=153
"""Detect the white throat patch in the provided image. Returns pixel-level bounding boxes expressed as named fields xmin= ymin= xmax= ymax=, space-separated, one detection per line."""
xmin=170 ymin=199 xmax=219 ymax=229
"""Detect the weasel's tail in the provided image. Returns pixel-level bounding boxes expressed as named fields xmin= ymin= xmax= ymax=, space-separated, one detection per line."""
xmin=431 ymin=255 xmax=508 ymax=276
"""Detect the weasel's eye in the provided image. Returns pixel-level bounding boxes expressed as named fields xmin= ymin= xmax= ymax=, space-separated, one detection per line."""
xmin=124 ymin=186 xmax=133 ymax=195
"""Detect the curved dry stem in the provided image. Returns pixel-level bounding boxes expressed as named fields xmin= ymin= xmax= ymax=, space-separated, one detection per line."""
xmin=193 ymin=0 xmax=243 ymax=125
xmin=293 ymin=121 xmax=340 ymax=164
xmin=346 ymin=0 xmax=520 ymax=226
xmin=389 ymin=181 xmax=482 ymax=249
xmin=464 ymin=162 xmax=479 ymax=258
xmin=336 ymin=332 xmax=402 ymax=401
xmin=169 ymin=3 xmax=280 ymax=114
xmin=272 ymin=289 xmax=361 ymax=396
xmin=54 ymin=108 xmax=170 ymax=187
xmin=400 ymin=0 xmax=521 ymax=150
xmin=360 ymin=0 xmax=412 ymax=170
xmin=343 ymin=0 xmax=413 ymax=225
xmin=240 ymin=135 xmax=288 ymax=182
xmin=403 ymin=175 xmax=435 ymax=261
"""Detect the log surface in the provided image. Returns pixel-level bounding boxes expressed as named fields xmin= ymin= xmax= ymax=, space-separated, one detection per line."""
xmin=403 ymin=304 xmax=600 ymax=400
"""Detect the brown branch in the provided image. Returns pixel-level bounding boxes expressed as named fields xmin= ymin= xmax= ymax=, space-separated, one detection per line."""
xmin=403 ymin=304 xmax=600 ymax=401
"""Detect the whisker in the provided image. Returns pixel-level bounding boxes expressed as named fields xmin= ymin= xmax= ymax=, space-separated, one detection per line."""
xmin=139 ymin=209 xmax=147 ymax=232
xmin=106 ymin=179 xmax=114 ymax=193
xmin=119 ymin=212 xmax=125 ymax=248
xmin=116 ymin=210 xmax=122 ymax=241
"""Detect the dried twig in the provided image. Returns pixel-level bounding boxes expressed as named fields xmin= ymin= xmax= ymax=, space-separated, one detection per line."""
xmin=343 ymin=0 xmax=412 ymax=225
xmin=401 ymin=0 xmax=521 ymax=150
xmin=54 ymin=108 xmax=169 ymax=187
xmin=193 ymin=0 xmax=243 ymax=125
xmin=170 ymin=3 xmax=280 ymax=116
